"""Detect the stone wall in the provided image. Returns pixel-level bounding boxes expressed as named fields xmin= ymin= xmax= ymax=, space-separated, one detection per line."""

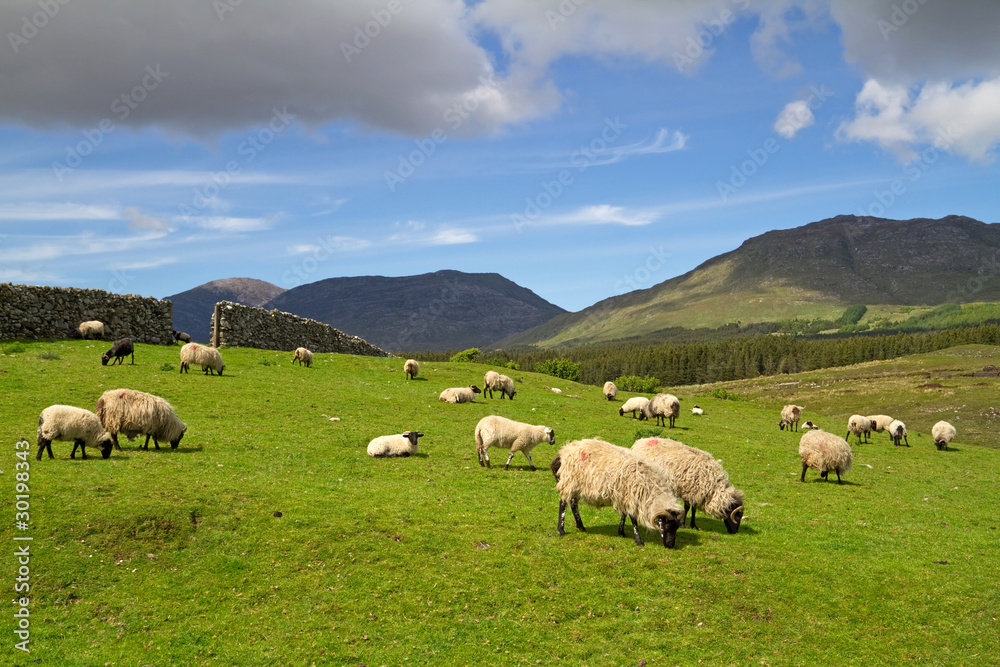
xmin=0 ymin=283 xmax=173 ymax=344
xmin=211 ymin=301 xmax=389 ymax=357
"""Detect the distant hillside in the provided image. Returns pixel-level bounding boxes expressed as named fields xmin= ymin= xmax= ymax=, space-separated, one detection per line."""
xmin=262 ymin=270 xmax=566 ymax=352
xmin=497 ymin=215 xmax=1000 ymax=348
xmin=165 ymin=278 xmax=286 ymax=344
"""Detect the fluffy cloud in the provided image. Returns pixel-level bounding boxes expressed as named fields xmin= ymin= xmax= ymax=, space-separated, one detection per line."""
xmin=774 ymin=100 xmax=815 ymax=139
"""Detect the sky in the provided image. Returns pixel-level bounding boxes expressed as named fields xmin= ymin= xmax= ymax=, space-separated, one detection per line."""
xmin=1 ymin=0 xmax=999 ymax=312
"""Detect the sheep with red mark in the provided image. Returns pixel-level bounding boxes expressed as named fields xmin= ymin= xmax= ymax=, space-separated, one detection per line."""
xmin=94 ymin=388 xmax=187 ymax=451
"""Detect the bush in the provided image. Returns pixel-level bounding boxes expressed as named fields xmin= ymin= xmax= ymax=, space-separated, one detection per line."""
xmin=3 ymin=342 xmax=27 ymax=354
xmin=614 ymin=374 xmax=660 ymax=393
xmin=160 ymin=362 xmax=175 ymax=372
xmin=710 ymin=387 xmax=739 ymax=401
xmin=534 ymin=358 xmax=581 ymax=382
xmin=835 ymin=304 xmax=868 ymax=326
xmin=38 ymin=352 xmax=60 ymax=360
xmin=260 ymin=359 xmax=276 ymax=367
xmin=450 ymin=348 xmax=481 ymax=363
xmin=481 ymin=356 xmax=520 ymax=370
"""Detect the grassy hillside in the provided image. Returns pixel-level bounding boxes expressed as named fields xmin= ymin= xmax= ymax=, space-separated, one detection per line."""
xmin=2 ymin=340 xmax=998 ymax=665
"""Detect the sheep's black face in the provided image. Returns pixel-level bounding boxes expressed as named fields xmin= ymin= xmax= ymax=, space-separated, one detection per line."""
xmin=171 ymin=430 xmax=186 ymax=450
xmin=546 ymin=428 xmax=555 ymax=444
xmin=724 ymin=503 xmax=744 ymax=534
xmin=656 ymin=514 xmax=683 ymax=549
xmin=100 ymin=439 xmax=113 ymax=459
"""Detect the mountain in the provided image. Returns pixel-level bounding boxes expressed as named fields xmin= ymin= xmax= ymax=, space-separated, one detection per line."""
xmin=261 ymin=270 xmax=566 ymax=352
xmin=496 ymin=215 xmax=1000 ymax=348
xmin=165 ymin=278 xmax=287 ymax=344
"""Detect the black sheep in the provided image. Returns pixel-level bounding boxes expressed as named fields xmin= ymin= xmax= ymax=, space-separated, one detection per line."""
xmin=172 ymin=330 xmax=191 ymax=344
xmin=101 ymin=338 xmax=134 ymax=366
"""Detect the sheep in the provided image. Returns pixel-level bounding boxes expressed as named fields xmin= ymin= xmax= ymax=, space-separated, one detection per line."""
xmin=403 ymin=359 xmax=419 ymax=380
xmin=931 ymin=421 xmax=956 ymax=451
xmin=867 ymin=414 xmax=895 ymax=439
xmin=778 ymin=404 xmax=804 ymax=431
xmin=172 ymin=330 xmax=191 ymax=344
xmin=94 ymin=388 xmax=187 ymax=451
xmin=367 ymin=431 xmax=423 ymax=457
xmin=631 ymin=437 xmax=745 ymax=534
xmin=618 ymin=396 xmax=650 ymax=419
xmin=36 ymin=405 xmax=113 ymax=460
xmin=798 ymin=430 xmax=853 ymax=484
xmin=691 ymin=405 xmax=704 ymax=415
xmin=846 ymin=414 xmax=871 ymax=444
xmin=101 ymin=338 xmax=134 ymax=366
xmin=550 ymin=438 xmax=684 ymax=548
xmin=76 ymin=320 xmax=105 ymax=340
xmin=438 ymin=385 xmax=481 ymax=403
xmin=641 ymin=393 xmax=680 ymax=428
xmin=179 ymin=342 xmax=225 ymax=376
xmin=292 ymin=347 xmax=313 ymax=368
xmin=474 ymin=415 xmax=555 ymax=470
xmin=802 ymin=421 xmax=819 ymax=430
xmin=888 ymin=419 xmax=909 ymax=447
xmin=603 ymin=381 xmax=618 ymax=401
xmin=483 ymin=371 xmax=516 ymax=400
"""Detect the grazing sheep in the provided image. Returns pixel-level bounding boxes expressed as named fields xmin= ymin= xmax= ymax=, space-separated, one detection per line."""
xmin=799 ymin=430 xmax=853 ymax=484
xmin=631 ymin=437 xmax=744 ymax=534
xmin=778 ymin=404 xmax=804 ymax=431
xmin=931 ymin=421 xmax=956 ymax=451
xmin=618 ymin=396 xmax=650 ymax=419
xmin=94 ymin=388 xmax=187 ymax=451
xmin=101 ymin=338 xmax=134 ymax=366
xmin=802 ymin=421 xmax=819 ymax=430
xmin=403 ymin=359 xmax=419 ymax=380
xmin=36 ymin=405 xmax=113 ymax=460
xmin=550 ymin=438 xmax=684 ymax=548
xmin=867 ymin=415 xmax=895 ymax=438
xmin=367 ymin=431 xmax=423 ymax=457
xmin=292 ymin=347 xmax=313 ymax=368
xmin=475 ymin=415 xmax=555 ymax=470
xmin=180 ymin=342 xmax=225 ymax=376
xmin=438 ymin=385 xmax=481 ymax=404
xmin=641 ymin=393 xmax=680 ymax=428
xmin=172 ymin=330 xmax=191 ymax=344
xmin=483 ymin=371 xmax=516 ymax=400
xmin=691 ymin=405 xmax=704 ymax=416
xmin=77 ymin=320 xmax=105 ymax=340
xmin=603 ymin=381 xmax=618 ymax=401
xmin=888 ymin=419 xmax=909 ymax=447
xmin=846 ymin=414 xmax=872 ymax=444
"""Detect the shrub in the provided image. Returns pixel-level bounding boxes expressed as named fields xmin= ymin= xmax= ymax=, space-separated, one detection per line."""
xmin=710 ymin=387 xmax=739 ymax=401
xmin=481 ymin=356 xmax=520 ymax=371
xmin=160 ymin=362 xmax=175 ymax=372
xmin=614 ymin=374 xmax=660 ymax=393
xmin=260 ymin=359 xmax=276 ymax=367
xmin=3 ymin=342 xmax=27 ymax=354
xmin=39 ymin=352 xmax=60 ymax=360
xmin=835 ymin=304 xmax=868 ymax=326
xmin=534 ymin=358 xmax=580 ymax=382
xmin=450 ymin=348 xmax=481 ymax=363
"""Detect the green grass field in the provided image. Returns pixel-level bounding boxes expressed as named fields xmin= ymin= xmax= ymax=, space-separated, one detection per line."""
xmin=2 ymin=340 xmax=998 ymax=665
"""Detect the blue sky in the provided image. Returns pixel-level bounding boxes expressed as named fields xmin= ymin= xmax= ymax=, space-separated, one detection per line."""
xmin=2 ymin=0 xmax=999 ymax=312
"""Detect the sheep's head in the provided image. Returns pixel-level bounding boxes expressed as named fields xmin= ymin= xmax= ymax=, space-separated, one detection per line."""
xmin=655 ymin=508 xmax=684 ymax=549
xmin=101 ymin=353 xmax=111 ymax=365
xmin=723 ymin=497 xmax=745 ymax=534
xmin=544 ymin=427 xmax=555 ymax=444
xmin=469 ymin=385 xmax=481 ymax=394
xmin=99 ymin=435 xmax=113 ymax=459
xmin=170 ymin=427 xmax=187 ymax=450
xmin=777 ymin=420 xmax=785 ymax=430
xmin=402 ymin=431 xmax=424 ymax=446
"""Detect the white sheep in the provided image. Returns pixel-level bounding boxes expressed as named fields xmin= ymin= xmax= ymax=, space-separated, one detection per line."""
xmin=778 ymin=404 xmax=803 ymax=431
xmin=603 ymin=381 xmax=618 ymax=401
xmin=36 ymin=405 xmax=113 ymax=460
xmin=474 ymin=415 xmax=555 ymax=470
xmin=550 ymin=438 xmax=684 ymax=548
xmin=631 ymin=437 xmax=745 ymax=534
xmin=887 ymin=419 xmax=909 ymax=447
xmin=77 ymin=320 xmax=105 ymax=340
xmin=802 ymin=421 xmax=819 ymax=430
xmin=931 ymin=421 xmax=956 ymax=451
xmin=292 ymin=347 xmax=313 ymax=367
xmin=367 ymin=431 xmax=423 ymax=457
xmin=691 ymin=405 xmax=704 ymax=416
xmin=439 ymin=385 xmax=481 ymax=404
xmin=403 ymin=359 xmax=419 ymax=380
xmin=799 ymin=429 xmax=853 ymax=484
xmin=483 ymin=371 xmax=516 ymax=400
xmin=180 ymin=342 xmax=225 ymax=375
xmin=94 ymin=388 xmax=187 ymax=451
xmin=618 ymin=396 xmax=650 ymax=419
xmin=867 ymin=415 xmax=895 ymax=433
xmin=641 ymin=393 xmax=680 ymax=428
xmin=846 ymin=414 xmax=871 ymax=444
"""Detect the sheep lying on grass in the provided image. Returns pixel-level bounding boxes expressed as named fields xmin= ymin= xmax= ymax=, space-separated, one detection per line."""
xmin=641 ymin=393 xmax=680 ymax=428
xmin=94 ymin=388 xmax=187 ymax=451
xmin=180 ymin=343 xmax=225 ymax=375
xmin=483 ymin=371 xmax=516 ymax=400
xmin=691 ymin=405 xmax=704 ymax=415
xmin=631 ymin=437 xmax=744 ymax=534
xmin=101 ymin=338 xmax=134 ymax=366
xmin=367 ymin=431 xmax=423 ymax=457
xmin=36 ymin=405 xmax=113 ymax=460
xmin=799 ymin=430 xmax=852 ymax=484
xmin=603 ymin=381 xmax=617 ymax=401
xmin=550 ymin=438 xmax=684 ymax=548
xmin=404 ymin=359 xmax=419 ymax=380
xmin=439 ymin=385 xmax=481 ymax=403
xmin=292 ymin=347 xmax=313 ymax=367
xmin=618 ymin=396 xmax=649 ymax=419
xmin=778 ymin=404 xmax=803 ymax=431
xmin=846 ymin=414 xmax=871 ymax=444
xmin=76 ymin=320 xmax=105 ymax=340
xmin=888 ymin=419 xmax=909 ymax=447
xmin=474 ymin=415 xmax=555 ymax=470
xmin=931 ymin=421 xmax=956 ymax=451
xmin=802 ymin=421 xmax=819 ymax=430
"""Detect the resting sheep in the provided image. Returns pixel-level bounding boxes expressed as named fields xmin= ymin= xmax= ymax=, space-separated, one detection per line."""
xmin=483 ymin=371 xmax=516 ymax=400
xmin=180 ymin=342 xmax=225 ymax=375
xmin=798 ymin=430 xmax=853 ymax=484
xmin=439 ymin=385 xmax=481 ymax=404
xmin=76 ymin=320 xmax=105 ymax=340
xmin=36 ymin=405 xmax=113 ymax=460
xmin=367 ymin=431 xmax=423 ymax=457
xmin=931 ymin=421 xmax=956 ymax=451
xmin=603 ymin=381 xmax=617 ymax=401
xmin=691 ymin=405 xmax=704 ymax=415
xmin=550 ymin=438 xmax=684 ymax=548
xmin=172 ymin=330 xmax=191 ymax=344
xmin=778 ymin=404 xmax=803 ymax=431
xmin=618 ymin=396 xmax=650 ymax=419
xmin=641 ymin=393 xmax=680 ymax=428
xmin=846 ymin=414 xmax=871 ymax=444
xmin=802 ymin=421 xmax=819 ymax=430
xmin=474 ymin=415 xmax=555 ymax=470
xmin=101 ymin=338 xmax=134 ymax=366
xmin=888 ymin=419 xmax=909 ymax=447
xmin=292 ymin=347 xmax=313 ymax=368
xmin=631 ymin=437 xmax=745 ymax=534
xmin=94 ymin=388 xmax=187 ymax=451
xmin=403 ymin=359 xmax=419 ymax=380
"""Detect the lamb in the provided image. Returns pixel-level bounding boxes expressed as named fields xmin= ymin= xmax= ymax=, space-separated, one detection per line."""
xmin=101 ymin=338 xmax=134 ymax=366
xmin=778 ymin=404 xmax=803 ymax=431
xmin=179 ymin=342 xmax=225 ymax=375
xmin=618 ymin=396 xmax=650 ymax=419
xmin=438 ymin=385 xmax=481 ymax=403
xmin=798 ymin=429 xmax=853 ymax=484
xmin=631 ymin=437 xmax=745 ymax=534
xmin=691 ymin=405 xmax=704 ymax=415
xmin=367 ymin=431 xmax=423 ymax=457
xmin=846 ymin=414 xmax=871 ymax=444
xmin=94 ymin=388 xmax=187 ymax=451
xmin=474 ymin=415 xmax=555 ymax=470
xmin=483 ymin=371 xmax=516 ymax=400
xmin=887 ymin=419 xmax=909 ymax=447
xmin=867 ymin=415 xmax=895 ymax=436
xmin=931 ymin=421 xmax=956 ymax=451
xmin=603 ymin=381 xmax=618 ymax=401
xmin=172 ymin=330 xmax=191 ymax=344
xmin=76 ymin=320 xmax=105 ymax=340
xmin=550 ymin=438 xmax=684 ymax=548
xmin=36 ymin=405 xmax=113 ymax=460
xmin=292 ymin=347 xmax=313 ymax=368
xmin=641 ymin=393 xmax=680 ymax=428
xmin=403 ymin=359 xmax=419 ymax=380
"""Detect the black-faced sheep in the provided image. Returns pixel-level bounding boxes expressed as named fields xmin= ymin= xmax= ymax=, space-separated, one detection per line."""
xmin=404 ymin=359 xmax=419 ymax=380
xmin=483 ymin=371 xmax=516 ymax=400
xmin=802 ymin=420 xmax=819 ymax=430
xmin=367 ymin=431 xmax=423 ymax=457
xmin=846 ymin=414 xmax=871 ymax=444
xmin=101 ymin=338 xmax=134 ymax=366
xmin=799 ymin=430 xmax=853 ymax=484
xmin=36 ymin=405 xmax=113 ymax=460
xmin=631 ymin=437 xmax=744 ymax=534
xmin=292 ymin=347 xmax=313 ymax=367
xmin=618 ymin=396 xmax=649 ymax=419
xmin=641 ymin=393 xmax=680 ymax=428
xmin=474 ymin=415 xmax=555 ymax=470
xmin=94 ymin=388 xmax=187 ymax=451
xmin=550 ymin=438 xmax=684 ymax=548
xmin=76 ymin=320 xmax=105 ymax=340
xmin=888 ymin=419 xmax=909 ymax=447
xmin=180 ymin=342 xmax=225 ymax=375
xmin=931 ymin=421 xmax=956 ymax=450
xmin=439 ymin=385 xmax=481 ymax=403
xmin=867 ymin=414 xmax=895 ymax=435
xmin=172 ymin=330 xmax=191 ymax=344
xmin=691 ymin=405 xmax=704 ymax=415
xmin=603 ymin=381 xmax=617 ymax=401
xmin=778 ymin=404 xmax=803 ymax=431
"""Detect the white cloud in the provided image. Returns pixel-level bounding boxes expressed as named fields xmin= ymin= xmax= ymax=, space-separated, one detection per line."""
xmin=0 ymin=203 xmax=119 ymax=220
xmin=194 ymin=216 xmax=274 ymax=233
xmin=429 ymin=228 xmax=478 ymax=245
xmin=774 ymin=100 xmax=815 ymax=139
xmin=551 ymin=205 xmax=660 ymax=227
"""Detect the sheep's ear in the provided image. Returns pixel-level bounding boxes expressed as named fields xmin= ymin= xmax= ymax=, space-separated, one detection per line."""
xmin=415 ymin=432 xmax=424 ymax=438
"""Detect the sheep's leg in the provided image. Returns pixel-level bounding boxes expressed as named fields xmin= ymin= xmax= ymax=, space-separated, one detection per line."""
xmin=557 ymin=500 xmax=567 ymax=535
xmin=504 ymin=451 xmax=516 ymax=470
xmin=618 ymin=513 xmax=627 ymax=537
xmin=111 ymin=433 xmax=123 ymax=451
xmin=152 ymin=437 xmax=161 ymax=450
xmin=36 ymin=438 xmax=53 ymax=461
xmin=835 ymin=469 xmax=842 ymax=484
xmin=630 ymin=516 xmax=645 ymax=546
xmin=524 ymin=451 xmax=535 ymax=471
xmin=903 ymin=435 xmax=909 ymax=447
xmin=800 ymin=463 xmax=808 ymax=482
xmin=477 ymin=448 xmax=487 ymax=467
xmin=570 ymin=498 xmax=585 ymax=532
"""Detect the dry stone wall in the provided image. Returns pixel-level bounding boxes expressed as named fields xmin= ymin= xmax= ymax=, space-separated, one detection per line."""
xmin=211 ymin=301 xmax=389 ymax=357
xmin=0 ymin=283 xmax=173 ymax=344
